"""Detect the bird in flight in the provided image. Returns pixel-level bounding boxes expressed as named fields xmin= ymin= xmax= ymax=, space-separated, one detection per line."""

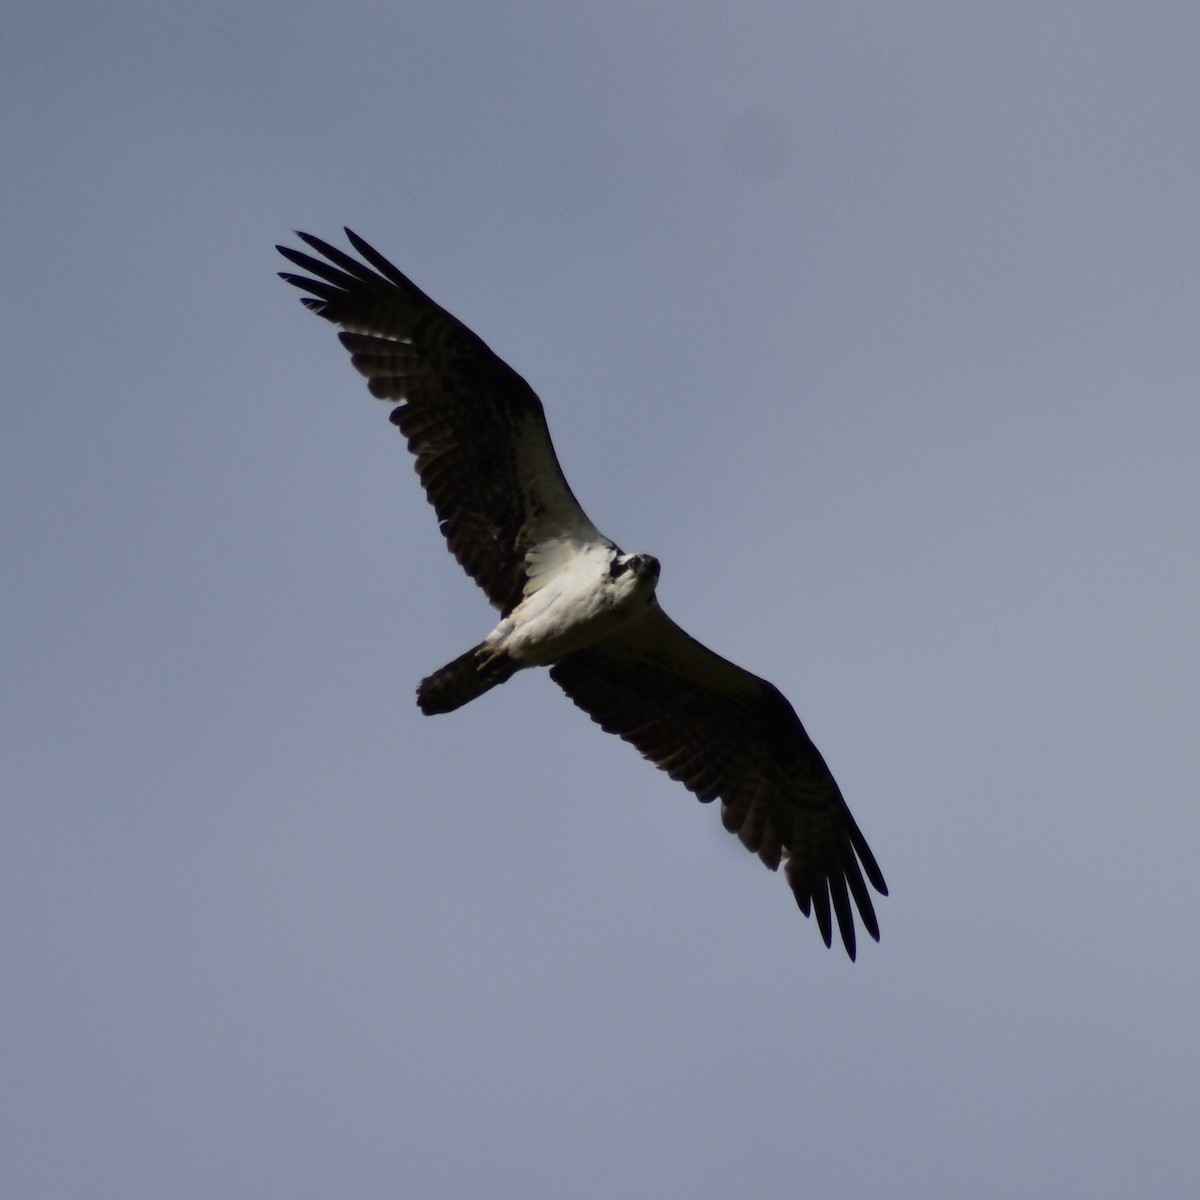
xmin=277 ymin=230 xmax=887 ymax=957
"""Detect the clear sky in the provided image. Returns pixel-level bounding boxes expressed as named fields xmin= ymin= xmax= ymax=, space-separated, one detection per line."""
xmin=4 ymin=3 xmax=1198 ymax=1196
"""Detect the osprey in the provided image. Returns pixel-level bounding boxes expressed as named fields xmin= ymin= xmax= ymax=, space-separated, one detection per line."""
xmin=278 ymin=230 xmax=887 ymax=957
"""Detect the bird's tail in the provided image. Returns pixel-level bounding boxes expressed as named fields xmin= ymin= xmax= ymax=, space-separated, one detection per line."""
xmin=417 ymin=644 xmax=519 ymax=715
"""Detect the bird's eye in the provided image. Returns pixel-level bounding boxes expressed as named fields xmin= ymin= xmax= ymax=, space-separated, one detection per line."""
xmin=610 ymin=558 xmax=629 ymax=578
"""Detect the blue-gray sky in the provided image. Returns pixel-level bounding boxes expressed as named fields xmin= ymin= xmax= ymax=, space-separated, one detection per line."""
xmin=4 ymin=3 xmax=1198 ymax=1196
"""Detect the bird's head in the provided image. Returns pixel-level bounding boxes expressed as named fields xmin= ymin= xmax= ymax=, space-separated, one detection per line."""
xmin=609 ymin=552 xmax=660 ymax=603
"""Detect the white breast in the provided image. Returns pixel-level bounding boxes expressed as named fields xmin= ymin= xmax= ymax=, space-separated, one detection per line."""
xmin=483 ymin=546 xmax=645 ymax=665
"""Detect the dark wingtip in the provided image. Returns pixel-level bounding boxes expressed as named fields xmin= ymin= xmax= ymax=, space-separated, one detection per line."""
xmin=792 ymin=864 xmax=881 ymax=959
xmin=296 ymin=230 xmax=332 ymax=252
xmin=341 ymin=229 xmax=413 ymax=289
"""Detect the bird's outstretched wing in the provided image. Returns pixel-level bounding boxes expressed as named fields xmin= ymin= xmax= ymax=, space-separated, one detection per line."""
xmin=550 ymin=608 xmax=887 ymax=958
xmin=278 ymin=229 xmax=611 ymax=615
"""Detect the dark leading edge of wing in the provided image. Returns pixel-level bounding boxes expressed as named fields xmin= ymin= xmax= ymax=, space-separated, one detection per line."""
xmin=277 ymin=229 xmax=591 ymax=616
